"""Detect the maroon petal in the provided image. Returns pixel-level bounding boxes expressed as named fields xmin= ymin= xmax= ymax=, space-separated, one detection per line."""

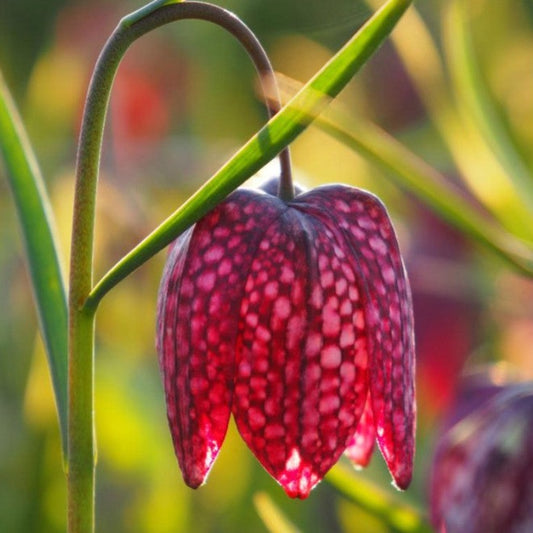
xmin=297 ymin=185 xmax=415 ymax=489
xmin=232 ymin=208 xmax=369 ymax=498
xmin=345 ymin=393 xmax=375 ymax=468
xmin=156 ymin=189 xmax=283 ymax=487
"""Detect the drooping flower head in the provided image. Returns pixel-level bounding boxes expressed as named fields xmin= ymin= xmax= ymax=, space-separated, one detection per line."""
xmin=430 ymin=374 xmax=533 ymax=533
xmin=156 ymin=180 xmax=415 ymax=498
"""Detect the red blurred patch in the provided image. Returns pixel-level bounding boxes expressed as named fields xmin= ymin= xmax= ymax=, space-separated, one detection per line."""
xmin=407 ymin=206 xmax=482 ymax=419
xmin=54 ymin=2 xmax=189 ymax=164
xmin=112 ymin=66 xmax=171 ymax=142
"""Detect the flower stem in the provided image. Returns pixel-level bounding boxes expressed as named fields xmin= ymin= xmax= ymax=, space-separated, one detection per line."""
xmin=67 ymin=307 xmax=95 ymax=532
xmin=68 ymin=2 xmax=293 ymax=530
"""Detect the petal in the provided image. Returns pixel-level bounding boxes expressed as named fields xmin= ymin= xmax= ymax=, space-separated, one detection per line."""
xmin=156 ymin=189 xmax=283 ymax=487
xmin=431 ymin=389 xmax=533 ymax=533
xmin=232 ymin=208 xmax=369 ymax=498
xmin=344 ymin=393 xmax=375 ymax=468
xmin=296 ymin=185 xmax=415 ymax=489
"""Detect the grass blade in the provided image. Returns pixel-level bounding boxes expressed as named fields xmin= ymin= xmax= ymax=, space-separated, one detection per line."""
xmin=253 ymin=493 xmax=301 ymax=533
xmin=364 ymin=0 xmax=533 ymax=241
xmin=326 ymin=463 xmax=433 ymax=533
xmin=443 ymin=0 xmax=533 ymax=212
xmin=0 ymin=71 xmax=68 ymax=456
xmin=313 ymin=102 xmax=533 ymax=276
xmin=269 ymin=73 xmax=533 ymax=276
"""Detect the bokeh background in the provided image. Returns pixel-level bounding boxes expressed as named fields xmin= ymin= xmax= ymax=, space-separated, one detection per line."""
xmin=1 ymin=0 xmax=533 ymax=531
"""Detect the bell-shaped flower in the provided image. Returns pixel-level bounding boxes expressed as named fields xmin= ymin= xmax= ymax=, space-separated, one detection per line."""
xmin=430 ymin=375 xmax=533 ymax=533
xmin=156 ymin=181 xmax=415 ymax=498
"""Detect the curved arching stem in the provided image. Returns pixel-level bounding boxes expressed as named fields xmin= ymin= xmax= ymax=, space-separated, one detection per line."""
xmin=72 ymin=1 xmax=292 ymax=310
xmin=68 ymin=3 xmax=292 ymax=531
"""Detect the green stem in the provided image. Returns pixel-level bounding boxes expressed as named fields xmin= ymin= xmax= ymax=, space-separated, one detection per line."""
xmin=68 ymin=2 xmax=297 ymax=530
xmin=120 ymin=0 xmax=178 ymax=27
xmin=67 ymin=308 xmax=95 ymax=532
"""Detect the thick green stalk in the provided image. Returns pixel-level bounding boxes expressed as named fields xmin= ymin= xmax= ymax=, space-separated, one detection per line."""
xmin=68 ymin=26 xmax=132 ymax=533
xmin=67 ymin=308 xmax=95 ymax=532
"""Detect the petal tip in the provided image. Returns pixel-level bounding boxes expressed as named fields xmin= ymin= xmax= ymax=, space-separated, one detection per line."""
xmin=177 ymin=437 xmax=222 ymax=491
xmin=276 ymin=456 xmax=322 ymax=499
xmin=184 ymin=476 xmax=206 ymax=490
xmin=279 ymin=478 xmax=318 ymax=499
xmin=283 ymin=487 xmax=312 ymax=499
xmin=346 ymin=454 xmax=373 ymax=470
xmin=181 ymin=461 xmax=212 ymax=490
xmin=390 ymin=468 xmax=412 ymax=491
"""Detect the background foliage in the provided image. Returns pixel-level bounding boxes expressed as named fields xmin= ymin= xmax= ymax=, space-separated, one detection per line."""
xmin=1 ymin=0 xmax=532 ymax=531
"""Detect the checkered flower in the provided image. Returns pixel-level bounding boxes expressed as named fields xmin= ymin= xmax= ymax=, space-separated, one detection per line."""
xmin=156 ymin=182 xmax=415 ymax=498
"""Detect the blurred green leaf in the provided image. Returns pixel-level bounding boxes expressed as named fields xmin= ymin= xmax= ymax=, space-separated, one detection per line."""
xmin=253 ymin=492 xmax=301 ymax=533
xmin=270 ymin=71 xmax=533 ymax=276
xmin=366 ymin=0 xmax=533 ymax=241
xmin=0 ymin=71 xmax=68 ymax=457
xmin=326 ymin=463 xmax=433 ymax=533
xmin=443 ymin=0 xmax=533 ymax=214
xmin=309 ymin=98 xmax=533 ymax=276
xmin=0 ymin=0 xmax=67 ymax=93
xmin=88 ymin=0 xmax=414 ymax=307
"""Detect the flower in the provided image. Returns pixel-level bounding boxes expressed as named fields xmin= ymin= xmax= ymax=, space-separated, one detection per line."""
xmin=156 ymin=181 xmax=415 ymax=498
xmin=430 ymin=375 xmax=533 ymax=533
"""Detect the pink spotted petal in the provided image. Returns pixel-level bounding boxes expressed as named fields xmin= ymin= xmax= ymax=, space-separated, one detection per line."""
xmin=232 ymin=208 xmax=369 ymax=498
xmin=156 ymin=189 xmax=283 ymax=487
xmin=345 ymin=394 xmax=375 ymax=468
xmin=297 ymin=185 xmax=415 ymax=489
